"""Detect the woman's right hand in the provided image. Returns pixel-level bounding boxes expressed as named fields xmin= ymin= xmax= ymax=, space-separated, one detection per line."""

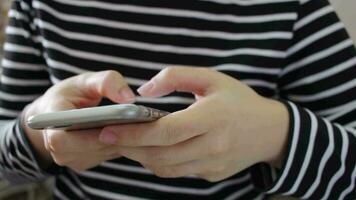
xmin=22 ymin=70 xmax=135 ymax=172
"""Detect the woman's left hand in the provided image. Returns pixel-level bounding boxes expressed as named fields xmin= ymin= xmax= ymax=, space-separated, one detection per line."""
xmin=99 ymin=67 xmax=290 ymax=182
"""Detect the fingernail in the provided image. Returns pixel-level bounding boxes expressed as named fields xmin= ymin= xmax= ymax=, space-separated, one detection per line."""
xmin=99 ymin=131 xmax=118 ymax=145
xmin=120 ymin=88 xmax=135 ymax=100
xmin=137 ymin=81 xmax=154 ymax=95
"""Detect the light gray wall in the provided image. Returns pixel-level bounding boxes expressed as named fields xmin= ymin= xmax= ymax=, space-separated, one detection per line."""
xmin=329 ymin=0 xmax=356 ymax=42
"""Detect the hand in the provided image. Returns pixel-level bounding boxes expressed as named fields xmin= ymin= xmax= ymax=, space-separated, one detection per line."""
xmin=99 ymin=67 xmax=289 ymax=182
xmin=22 ymin=70 xmax=134 ymax=171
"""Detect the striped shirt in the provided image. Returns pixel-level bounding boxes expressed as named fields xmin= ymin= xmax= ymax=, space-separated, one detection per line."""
xmin=0 ymin=0 xmax=355 ymax=199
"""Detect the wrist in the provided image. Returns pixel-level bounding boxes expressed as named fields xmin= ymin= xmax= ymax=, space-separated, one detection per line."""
xmin=264 ymin=99 xmax=290 ymax=168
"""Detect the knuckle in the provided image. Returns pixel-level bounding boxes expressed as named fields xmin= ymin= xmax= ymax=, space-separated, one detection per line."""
xmin=52 ymin=154 xmax=70 ymax=166
xmin=104 ymin=70 xmax=123 ymax=81
xmin=161 ymin=67 xmax=178 ymax=79
xmin=98 ymin=70 xmax=123 ymax=93
xmin=210 ymin=164 xmax=227 ymax=174
xmin=48 ymin=134 xmax=64 ymax=153
xmin=200 ymin=174 xmax=222 ymax=182
xmin=209 ymin=140 xmax=228 ymax=157
xmin=149 ymin=151 xmax=168 ymax=164
xmin=162 ymin=123 xmax=178 ymax=145
xmin=153 ymin=167 xmax=178 ymax=178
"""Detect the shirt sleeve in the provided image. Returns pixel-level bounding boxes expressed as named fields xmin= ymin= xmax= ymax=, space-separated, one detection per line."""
xmin=0 ymin=0 xmax=53 ymax=184
xmin=256 ymin=0 xmax=356 ymax=199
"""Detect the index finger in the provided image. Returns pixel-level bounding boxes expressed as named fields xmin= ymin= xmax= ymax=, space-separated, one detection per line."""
xmin=46 ymin=128 xmax=110 ymax=153
xmin=99 ymin=109 xmax=208 ymax=147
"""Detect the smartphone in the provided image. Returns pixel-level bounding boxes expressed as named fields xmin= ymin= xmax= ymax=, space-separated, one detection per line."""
xmin=27 ymin=104 xmax=169 ymax=131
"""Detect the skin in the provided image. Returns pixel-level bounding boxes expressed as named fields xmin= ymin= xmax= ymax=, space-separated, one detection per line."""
xmin=23 ymin=67 xmax=289 ymax=182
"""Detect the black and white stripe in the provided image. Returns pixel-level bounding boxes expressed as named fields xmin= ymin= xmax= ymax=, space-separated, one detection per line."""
xmin=0 ymin=0 xmax=355 ymax=199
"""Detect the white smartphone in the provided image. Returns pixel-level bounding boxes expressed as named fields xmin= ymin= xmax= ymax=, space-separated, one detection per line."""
xmin=27 ymin=104 xmax=169 ymax=131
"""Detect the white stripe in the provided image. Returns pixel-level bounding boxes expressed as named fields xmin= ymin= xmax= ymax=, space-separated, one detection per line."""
xmin=287 ymin=22 xmax=344 ymax=56
xmin=254 ymin=194 xmax=265 ymax=200
xmin=300 ymin=0 xmax=312 ymax=5
xmin=34 ymin=19 xmax=287 ymax=58
xmin=0 ymin=107 xmax=20 ymax=117
xmin=53 ymin=187 xmax=71 ymax=200
xmin=8 ymin=9 xmax=36 ymax=31
xmin=79 ymin=170 xmax=250 ymax=195
xmin=199 ymin=0 xmax=296 ymax=6
xmin=49 ymin=75 xmax=60 ymax=85
xmin=100 ymin=162 xmax=154 ymax=175
xmin=7 ymin=151 xmax=38 ymax=178
xmin=321 ymin=124 xmax=349 ymax=200
xmin=58 ymin=176 xmax=87 ymax=199
xmin=1 ymin=75 xmax=51 ymax=86
xmin=317 ymin=99 xmax=356 ymax=116
xmin=242 ymin=79 xmax=277 ymax=90
xmin=282 ymin=109 xmax=318 ymax=195
xmin=288 ymin=78 xmax=356 ymax=102
xmin=326 ymin=107 xmax=355 ymax=121
xmin=100 ymin=162 xmax=198 ymax=179
xmin=70 ymin=170 xmax=150 ymax=200
xmin=8 ymin=135 xmax=40 ymax=178
xmin=8 ymin=9 xmax=29 ymax=22
xmin=79 ymin=183 xmax=150 ymax=200
xmin=52 ymin=0 xmax=297 ymax=23
xmin=338 ymin=166 xmax=356 ymax=200
xmin=5 ymin=26 xmax=42 ymax=43
xmin=45 ymin=58 xmax=90 ymax=74
xmin=345 ymin=121 xmax=356 ymax=128
xmin=46 ymin=57 xmax=279 ymax=87
xmin=42 ymin=39 xmax=284 ymax=82
xmin=42 ymin=39 xmax=166 ymax=70
xmin=268 ymin=102 xmax=300 ymax=193
xmin=0 ymin=91 xmax=41 ymax=102
xmin=224 ymin=184 xmax=254 ymax=200
xmin=301 ymin=119 xmax=335 ymax=199
xmin=47 ymin=65 xmax=145 ymax=86
xmin=345 ymin=127 xmax=356 ymax=137
xmin=14 ymin=124 xmax=44 ymax=174
xmin=2 ymin=59 xmax=47 ymax=71
xmin=2 ymin=129 xmax=17 ymax=171
xmin=294 ymin=5 xmax=333 ymax=30
xmin=33 ymin=1 xmax=290 ymax=41
xmin=4 ymin=43 xmax=41 ymax=56
xmin=19 ymin=1 xmax=31 ymax=12
xmin=283 ymin=56 xmax=356 ymax=90
xmin=5 ymin=26 xmax=29 ymax=38
xmin=280 ymin=39 xmax=353 ymax=76
xmin=213 ymin=64 xmax=280 ymax=75
xmin=136 ymin=96 xmax=194 ymax=105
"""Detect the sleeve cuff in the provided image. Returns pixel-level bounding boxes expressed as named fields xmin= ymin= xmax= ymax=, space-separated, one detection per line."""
xmin=16 ymin=117 xmax=65 ymax=176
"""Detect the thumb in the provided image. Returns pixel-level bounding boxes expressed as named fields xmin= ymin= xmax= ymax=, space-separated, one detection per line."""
xmin=77 ymin=70 xmax=135 ymax=104
xmin=137 ymin=67 xmax=222 ymax=97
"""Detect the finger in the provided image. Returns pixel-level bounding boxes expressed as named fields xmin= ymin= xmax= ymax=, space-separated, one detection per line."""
xmin=116 ymin=133 xmax=212 ymax=166
xmin=46 ymin=128 xmax=112 ymax=153
xmin=52 ymin=147 xmax=121 ymax=170
xmin=77 ymin=70 xmax=135 ymax=104
xmin=137 ymin=67 xmax=224 ymax=97
xmin=100 ymin=109 xmax=208 ymax=146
